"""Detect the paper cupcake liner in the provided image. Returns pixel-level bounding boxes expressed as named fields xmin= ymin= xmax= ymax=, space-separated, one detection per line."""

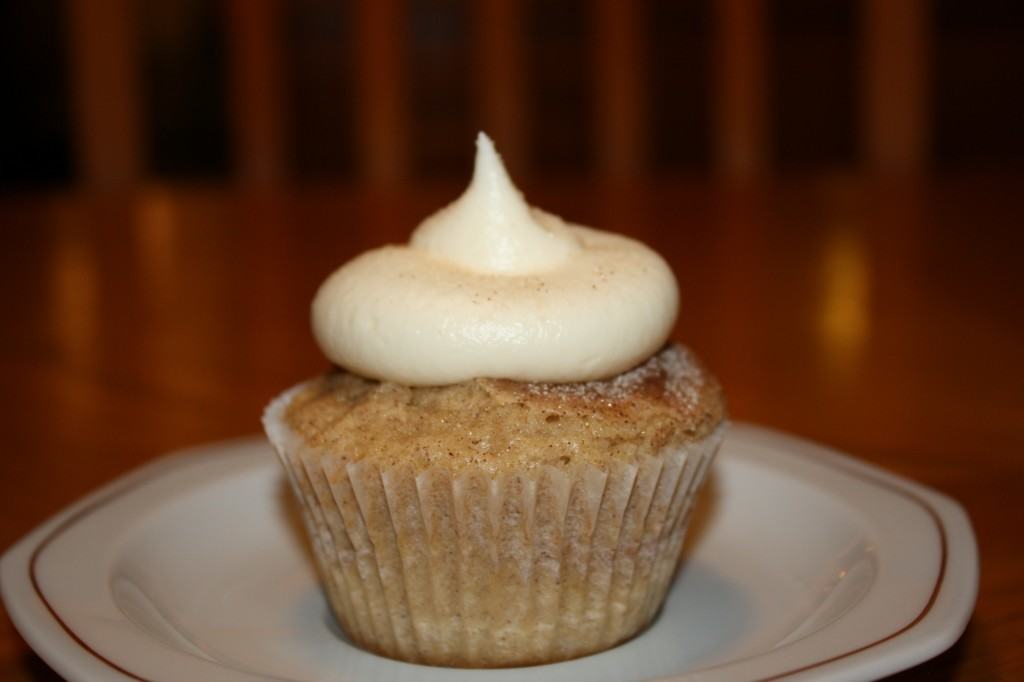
xmin=264 ymin=384 xmax=723 ymax=667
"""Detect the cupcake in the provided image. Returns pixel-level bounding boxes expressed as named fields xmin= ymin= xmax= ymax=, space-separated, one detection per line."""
xmin=263 ymin=134 xmax=726 ymax=667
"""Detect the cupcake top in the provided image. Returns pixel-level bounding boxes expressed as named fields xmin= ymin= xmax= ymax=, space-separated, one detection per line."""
xmin=284 ymin=344 xmax=724 ymax=474
xmin=311 ymin=133 xmax=679 ymax=386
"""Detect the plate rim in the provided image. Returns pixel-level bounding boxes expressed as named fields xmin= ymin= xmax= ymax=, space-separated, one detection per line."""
xmin=1 ymin=424 xmax=979 ymax=682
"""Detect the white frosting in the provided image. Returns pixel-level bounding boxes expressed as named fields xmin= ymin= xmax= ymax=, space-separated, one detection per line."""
xmin=312 ymin=133 xmax=678 ymax=386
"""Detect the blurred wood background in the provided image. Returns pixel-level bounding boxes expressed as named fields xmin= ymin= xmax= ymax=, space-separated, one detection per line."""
xmin=2 ymin=0 xmax=1023 ymax=191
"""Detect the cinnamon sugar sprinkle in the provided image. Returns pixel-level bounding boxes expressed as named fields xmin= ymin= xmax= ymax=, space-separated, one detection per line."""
xmin=523 ymin=344 xmax=705 ymax=409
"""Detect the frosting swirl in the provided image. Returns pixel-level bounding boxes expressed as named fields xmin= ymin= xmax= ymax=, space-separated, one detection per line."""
xmin=312 ymin=133 xmax=678 ymax=386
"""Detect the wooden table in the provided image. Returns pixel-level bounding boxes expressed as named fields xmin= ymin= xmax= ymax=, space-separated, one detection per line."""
xmin=1 ymin=177 xmax=1021 ymax=680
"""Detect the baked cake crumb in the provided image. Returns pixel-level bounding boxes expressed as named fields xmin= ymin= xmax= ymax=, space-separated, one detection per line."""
xmin=285 ymin=344 xmax=725 ymax=474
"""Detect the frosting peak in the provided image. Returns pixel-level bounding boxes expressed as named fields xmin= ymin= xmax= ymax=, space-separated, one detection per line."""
xmin=411 ymin=134 xmax=579 ymax=274
xmin=312 ymin=134 xmax=679 ymax=386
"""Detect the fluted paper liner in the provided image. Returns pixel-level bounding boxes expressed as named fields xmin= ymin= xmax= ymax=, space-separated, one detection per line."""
xmin=264 ymin=385 xmax=723 ymax=667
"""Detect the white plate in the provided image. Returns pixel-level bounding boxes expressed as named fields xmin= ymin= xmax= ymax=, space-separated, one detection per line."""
xmin=2 ymin=424 xmax=977 ymax=682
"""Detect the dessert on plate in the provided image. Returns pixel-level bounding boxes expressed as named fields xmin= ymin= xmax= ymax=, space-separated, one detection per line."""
xmin=263 ymin=134 xmax=726 ymax=667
